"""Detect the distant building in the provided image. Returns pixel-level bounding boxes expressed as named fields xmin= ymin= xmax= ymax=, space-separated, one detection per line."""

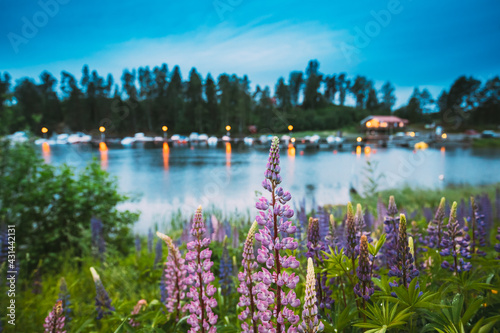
xmin=360 ymin=115 xmax=408 ymax=132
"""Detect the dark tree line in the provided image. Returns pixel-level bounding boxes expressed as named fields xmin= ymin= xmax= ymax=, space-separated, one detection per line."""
xmin=1 ymin=60 xmax=499 ymax=136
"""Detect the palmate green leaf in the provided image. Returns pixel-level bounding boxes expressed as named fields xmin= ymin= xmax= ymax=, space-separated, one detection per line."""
xmin=368 ymin=233 xmax=387 ymax=257
xmin=321 ymin=246 xmax=354 ymax=279
xmin=354 ymin=301 xmax=413 ymax=332
xmin=381 ymin=278 xmax=441 ymax=311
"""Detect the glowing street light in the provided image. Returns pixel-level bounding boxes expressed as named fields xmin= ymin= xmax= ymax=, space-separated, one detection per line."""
xmin=441 ymin=133 xmax=447 ymax=139
xmin=288 ymin=125 xmax=293 ymax=131
xmin=99 ymin=126 xmax=106 ymax=142
xmin=162 ymin=125 xmax=168 ymax=140
xmin=226 ymin=125 xmax=231 ymax=137
xmin=356 ymin=137 xmax=362 ymax=143
xmin=41 ymin=127 xmax=48 ymax=138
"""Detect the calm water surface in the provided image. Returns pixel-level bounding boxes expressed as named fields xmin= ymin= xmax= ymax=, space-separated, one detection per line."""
xmin=39 ymin=143 xmax=500 ymax=232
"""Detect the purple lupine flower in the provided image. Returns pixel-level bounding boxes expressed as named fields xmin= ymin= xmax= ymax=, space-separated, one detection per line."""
xmin=324 ymin=216 xmax=336 ymax=248
xmin=410 ymin=221 xmax=425 ymax=268
xmin=185 ymin=206 xmax=218 ymax=333
xmin=388 ymin=215 xmax=419 ymax=289
xmin=354 ymin=235 xmax=374 ymax=301
xmin=422 ymin=207 xmax=433 ymax=224
xmin=298 ymin=258 xmax=324 ymax=333
xmin=295 ymin=198 xmax=308 ymax=252
xmin=426 ymin=198 xmax=446 ymax=249
xmin=154 ymin=238 xmax=163 ymax=268
xmin=237 ymin=221 xmax=259 ymax=333
xmin=466 ymin=197 xmax=487 ymax=256
xmin=157 ymin=232 xmax=188 ymax=319
xmin=382 ymin=196 xmax=400 ymax=267
xmin=148 ymin=228 xmax=154 ymax=253
xmin=224 ymin=220 xmax=232 ymax=239
xmin=364 ymin=210 xmax=375 ymax=231
xmin=91 ymin=217 xmax=106 ymax=261
xmin=345 ymin=202 xmax=357 ymax=262
xmin=58 ymin=277 xmax=71 ymax=324
xmin=43 ymin=300 xmax=66 ymax=333
xmin=0 ymin=226 xmax=8 ymax=265
xmin=254 ymin=136 xmax=301 ymax=332
xmin=495 ymin=188 xmax=500 ymax=221
xmin=457 ymin=199 xmax=467 ymax=228
xmin=479 ymin=194 xmax=493 ymax=229
xmin=440 ymin=202 xmax=472 ymax=274
xmin=219 ymin=239 xmax=233 ymax=296
xmin=135 ymin=235 xmax=141 ymax=254
xmin=90 ymin=267 xmax=115 ymax=319
xmin=128 ymin=299 xmax=148 ymax=328
xmin=316 ymin=206 xmax=330 ymax=242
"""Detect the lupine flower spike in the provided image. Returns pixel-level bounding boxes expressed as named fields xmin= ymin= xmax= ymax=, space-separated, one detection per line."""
xmin=59 ymin=277 xmax=71 ymax=324
xmin=237 ymin=221 xmax=259 ymax=333
xmin=298 ymin=258 xmax=324 ymax=333
xmin=44 ymin=300 xmax=66 ymax=333
xmin=440 ymin=202 xmax=472 ymax=274
xmin=354 ymin=235 xmax=374 ymax=301
xmin=219 ymin=237 xmax=233 ymax=296
xmin=426 ymin=197 xmax=446 ymax=249
xmin=129 ymin=299 xmax=148 ymax=328
xmin=383 ymin=196 xmax=400 ymax=267
xmin=345 ymin=202 xmax=357 ymax=274
xmin=388 ymin=215 xmax=419 ymax=289
xmin=185 ymin=206 xmax=218 ymax=333
xmin=89 ymin=267 xmax=115 ymax=319
xmin=156 ymin=231 xmax=188 ymax=320
xmin=254 ymin=136 xmax=301 ymax=332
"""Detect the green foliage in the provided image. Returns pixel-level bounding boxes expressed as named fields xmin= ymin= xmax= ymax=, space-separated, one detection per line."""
xmin=0 ymin=142 xmax=138 ymax=271
xmin=354 ymin=301 xmax=413 ymax=333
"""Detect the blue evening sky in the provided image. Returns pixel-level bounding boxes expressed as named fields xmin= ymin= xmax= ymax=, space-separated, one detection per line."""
xmin=1 ymin=0 xmax=499 ymax=107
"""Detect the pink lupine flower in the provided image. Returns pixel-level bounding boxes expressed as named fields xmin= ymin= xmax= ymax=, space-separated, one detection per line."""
xmin=237 ymin=221 xmax=259 ymax=333
xmin=254 ymin=137 xmax=300 ymax=332
xmin=128 ymin=299 xmax=148 ymax=328
xmin=298 ymin=258 xmax=324 ymax=333
xmin=185 ymin=206 xmax=218 ymax=333
xmin=44 ymin=300 xmax=66 ymax=333
xmin=157 ymin=231 xmax=188 ymax=320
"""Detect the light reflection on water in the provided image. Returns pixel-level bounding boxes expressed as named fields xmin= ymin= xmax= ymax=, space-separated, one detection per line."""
xmin=39 ymin=143 xmax=500 ymax=232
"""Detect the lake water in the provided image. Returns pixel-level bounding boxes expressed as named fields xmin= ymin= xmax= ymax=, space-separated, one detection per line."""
xmin=39 ymin=142 xmax=500 ymax=232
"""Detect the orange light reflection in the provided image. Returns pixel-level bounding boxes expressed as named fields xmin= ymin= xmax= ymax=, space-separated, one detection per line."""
xmin=287 ymin=143 xmax=295 ymax=158
xmin=356 ymin=145 xmax=362 ymax=156
xmin=225 ymin=142 xmax=231 ymax=168
xmin=99 ymin=142 xmax=108 ymax=169
xmin=42 ymin=142 xmax=51 ymax=163
xmin=163 ymin=142 xmax=170 ymax=170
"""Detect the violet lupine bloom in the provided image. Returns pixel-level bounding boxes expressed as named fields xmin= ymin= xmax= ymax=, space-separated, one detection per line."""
xmin=59 ymin=277 xmax=71 ymax=324
xmin=376 ymin=196 xmax=388 ymax=228
xmin=388 ymin=215 xmax=419 ymax=289
xmin=345 ymin=202 xmax=358 ymax=273
xmin=466 ymin=197 xmax=487 ymax=256
xmin=238 ymin=221 xmax=259 ymax=333
xmin=129 ymin=299 xmax=148 ymax=328
xmin=354 ymin=235 xmax=374 ymax=301
xmin=157 ymin=231 xmax=188 ymax=319
xmin=254 ymin=136 xmax=301 ymax=332
xmin=383 ymin=196 xmax=400 ymax=267
xmin=306 ymin=217 xmax=321 ymax=259
xmin=89 ymin=267 xmax=115 ymax=319
xmin=44 ymin=300 xmax=66 ymax=333
xmin=185 ymin=206 xmax=218 ymax=333
xmin=440 ymin=202 xmax=472 ymax=274
xmin=219 ymin=240 xmax=233 ymax=296
xmin=148 ymin=228 xmax=154 ymax=253
xmin=298 ymin=258 xmax=324 ymax=333
xmin=426 ymin=197 xmax=446 ymax=249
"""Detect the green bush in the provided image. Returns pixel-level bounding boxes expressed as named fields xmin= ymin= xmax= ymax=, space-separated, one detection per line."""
xmin=0 ymin=142 xmax=139 ymax=272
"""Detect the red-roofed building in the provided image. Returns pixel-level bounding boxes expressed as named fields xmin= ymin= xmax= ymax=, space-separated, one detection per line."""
xmin=360 ymin=115 xmax=408 ymax=131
